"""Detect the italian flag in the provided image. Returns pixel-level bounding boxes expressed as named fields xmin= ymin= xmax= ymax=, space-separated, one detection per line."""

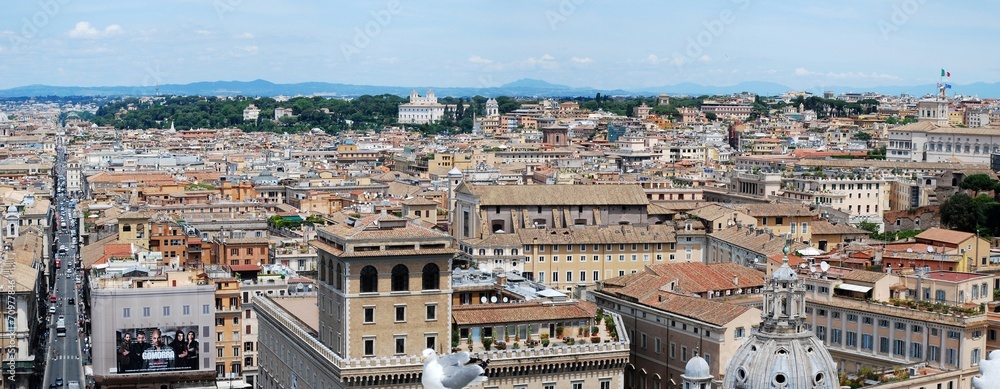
xmin=941 ymin=69 xmax=950 ymax=77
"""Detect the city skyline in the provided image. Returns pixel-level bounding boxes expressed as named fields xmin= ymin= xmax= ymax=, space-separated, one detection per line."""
xmin=2 ymin=1 xmax=1000 ymax=92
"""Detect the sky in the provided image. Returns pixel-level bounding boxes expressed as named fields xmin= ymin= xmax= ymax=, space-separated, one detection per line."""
xmin=1 ymin=0 xmax=999 ymax=91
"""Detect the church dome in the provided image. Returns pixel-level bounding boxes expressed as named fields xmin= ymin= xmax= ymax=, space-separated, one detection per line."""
xmin=723 ymin=238 xmax=838 ymax=389
xmin=684 ymin=356 xmax=711 ymax=379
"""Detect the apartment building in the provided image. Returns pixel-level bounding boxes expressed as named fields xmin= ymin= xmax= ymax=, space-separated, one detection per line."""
xmin=89 ymin=270 xmax=218 ymax=388
xmin=594 ymin=264 xmax=763 ymax=388
xmin=0 ymin=230 xmax=47 ymax=389
xmin=209 ymin=269 xmax=244 ymax=379
xmin=797 ymin=268 xmax=989 ymax=373
xmin=781 ymin=174 xmax=889 ymax=217
xmin=255 ymin=214 xmax=628 ymax=388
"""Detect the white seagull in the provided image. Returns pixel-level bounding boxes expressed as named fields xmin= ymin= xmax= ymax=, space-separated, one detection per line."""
xmin=421 ymin=348 xmax=489 ymax=389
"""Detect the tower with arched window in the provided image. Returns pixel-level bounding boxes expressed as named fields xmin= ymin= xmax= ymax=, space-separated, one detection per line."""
xmin=313 ymin=214 xmax=454 ymax=359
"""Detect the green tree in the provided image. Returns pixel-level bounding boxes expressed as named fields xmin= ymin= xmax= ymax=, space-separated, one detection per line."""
xmin=940 ymin=193 xmax=981 ymax=233
xmin=705 ymin=112 xmax=718 ymax=121
xmin=959 ymin=174 xmax=999 ymax=196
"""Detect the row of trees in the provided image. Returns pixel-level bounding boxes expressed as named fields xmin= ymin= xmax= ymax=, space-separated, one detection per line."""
xmin=787 ymin=95 xmax=881 ymax=118
xmin=940 ymin=174 xmax=1000 ymax=237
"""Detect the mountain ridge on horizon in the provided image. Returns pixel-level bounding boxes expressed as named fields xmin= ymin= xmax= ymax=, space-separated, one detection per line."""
xmin=2 ymin=78 xmax=998 ymax=98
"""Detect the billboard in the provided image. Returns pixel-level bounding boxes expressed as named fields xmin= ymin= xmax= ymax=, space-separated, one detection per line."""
xmin=115 ymin=326 xmax=200 ymax=374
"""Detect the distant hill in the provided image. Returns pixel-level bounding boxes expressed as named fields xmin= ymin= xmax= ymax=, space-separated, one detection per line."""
xmin=2 ymin=78 xmax=999 ymax=98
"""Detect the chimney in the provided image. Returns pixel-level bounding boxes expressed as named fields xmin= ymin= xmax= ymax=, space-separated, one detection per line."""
xmin=733 ymin=275 xmax=739 ymax=285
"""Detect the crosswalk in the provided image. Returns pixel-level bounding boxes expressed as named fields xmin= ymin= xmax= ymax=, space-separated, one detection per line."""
xmin=52 ymin=355 xmax=80 ymax=360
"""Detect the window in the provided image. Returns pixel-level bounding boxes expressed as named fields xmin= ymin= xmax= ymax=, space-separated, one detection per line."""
xmin=681 ymin=346 xmax=688 ymax=361
xmin=426 ymin=335 xmax=437 ymax=350
xmin=832 ymin=311 xmax=840 ymax=319
xmin=734 ymin=327 xmax=746 ymax=339
xmin=893 ymin=339 xmax=905 ymax=356
xmin=847 ymin=314 xmax=857 ymax=322
xmin=861 ymin=334 xmax=873 ymax=350
xmin=972 ymin=348 xmax=982 ymax=365
xmin=593 ymin=270 xmax=600 ymax=281
xmin=863 ymin=316 xmax=873 ymax=325
xmin=831 ymin=329 xmax=842 ymax=344
xmin=395 ymin=336 xmax=406 ymax=355
xmin=878 ymin=319 xmax=889 ymax=328
xmin=233 ymin=346 xmax=240 ymax=357
xmin=123 ymin=308 xmax=131 ymax=318
xmin=363 ymin=338 xmax=375 ymax=356
xmin=552 ymin=272 xmax=558 ymax=282
xmin=928 ymin=345 xmax=941 ymax=362
xmin=203 ymin=304 xmax=211 ymax=315
xmin=895 ymin=322 xmax=906 ymax=331
xmin=395 ymin=306 xmax=406 ymax=322
xmin=948 ymin=331 xmax=960 ymax=339
xmin=426 ymin=304 xmax=437 ymax=321
xmin=912 ymin=325 xmax=923 ymax=333
xmin=363 ymin=307 xmax=375 ymax=323
xmin=815 ymin=326 xmax=826 ymax=341
xmin=391 ymin=264 xmax=409 ymax=292
xmin=879 ymin=337 xmax=889 ymax=353
xmin=655 ymin=338 xmax=661 ymax=353
xmin=143 ymin=307 xmax=151 ymax=317
xmin=946 ymin=348 xmax=957 ymax=365
xmin=182 ymin=305 xmax=191 ymax=315
xmin=910 ymin=342 xmax=923 ymax=359
xmin=163 ymin=306 xmax=171 ymax=316
xmin=566 ymin=271 xmax=572 ymax=282
xmin=846 ymin=331 xmax=857 ymax=347
xmin=360 ymin=266 xmax=378 ymax=293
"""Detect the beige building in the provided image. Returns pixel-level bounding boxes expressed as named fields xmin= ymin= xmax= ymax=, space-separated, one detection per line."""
xmin=89 ymin=270 xmax=218 ymax=388
xmin=255 ymin=215 xmax=628 ymax=388
xmin=594 ymin=263 xmax=764 ymax=388
xmin=795 ymin=267 xmax=989 ymax=373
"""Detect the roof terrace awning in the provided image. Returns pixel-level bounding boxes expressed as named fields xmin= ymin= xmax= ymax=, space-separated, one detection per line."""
xmin=836 ymin=283 xmax=873 ymax=293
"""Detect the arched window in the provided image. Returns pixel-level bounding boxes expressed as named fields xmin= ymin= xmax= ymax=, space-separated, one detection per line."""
xmin=391 ymin=264 xmax=409 ymax=292
xmin=335 ymin=263 xmax=343 ymax=290
xmin=360 ymin=266 xmax=378 ymax=293
xmin=422 ymin=263 xmax=440 ymax=290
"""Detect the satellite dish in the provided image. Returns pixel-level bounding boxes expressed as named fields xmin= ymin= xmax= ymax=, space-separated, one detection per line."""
xmin=490 ymin=296 xmax=498 ymax=303
xmin=480 ymin=296 xmax=487 ymax=303
xmin=906 ymin=248 xmax=913 ymax=253
xmin=809 ymin=266 xmax=816 ymax=273
xmin=926 ymin=246 xmax=934 ymax=253
xmin=819 ymin=261 xmax=830 ymax=272
xmin=502 ymin=297 xmax=509 ymax=303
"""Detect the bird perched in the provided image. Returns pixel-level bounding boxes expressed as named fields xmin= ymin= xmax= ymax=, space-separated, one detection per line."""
xmin=421 ymin=348 xmax=489 ymax=389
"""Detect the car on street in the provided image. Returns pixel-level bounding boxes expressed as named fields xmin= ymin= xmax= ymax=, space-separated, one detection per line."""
xmin=67 ymin=298 xmax=74 ymax=305
xmin=57 ymin=315 xmax=65 ymax=321
xmin=54 ymin=377 xmax=63 ymax=386
xmin=48 ymin=306 xmax=55 ymax=314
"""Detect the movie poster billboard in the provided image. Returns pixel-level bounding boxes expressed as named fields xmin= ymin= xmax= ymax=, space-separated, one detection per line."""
xmin=115 ymin=326 xmax=200 ymax=374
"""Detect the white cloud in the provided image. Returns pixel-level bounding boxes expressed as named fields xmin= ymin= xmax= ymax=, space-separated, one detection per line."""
xmin=234 ymin=45 xmax=259 ymax=56
xmin=195 ymin=30 xmax=213 ymax=36
xmin=381 ymin=57 xmax=399 ymax=64
xmin=697 ymin=55 xmax=711 ymax=63
xmin=67 ymin=22 xmax=123 ymax=39
xmin=522 ymin=54 xmax=558 ymax=69
xmin=795 ymin=67 xmax=899 ymax=80
xmin=236 ymin=32 xmax=254 ymax=39
xmin=643 ymin=54 xmax=662 ymax=64
xmin=468 ymin=55 xmax=493 ymax=64
xmin=570 ymin=56 xmax=592 ymax=64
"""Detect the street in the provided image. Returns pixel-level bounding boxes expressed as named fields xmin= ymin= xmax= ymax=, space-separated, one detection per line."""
xmin=42 ymin=135 xmax=86 ymax=389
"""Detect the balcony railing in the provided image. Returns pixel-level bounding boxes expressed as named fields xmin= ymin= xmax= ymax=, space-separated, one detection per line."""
xmin=254 ymin=296 xmax=630 ymax=373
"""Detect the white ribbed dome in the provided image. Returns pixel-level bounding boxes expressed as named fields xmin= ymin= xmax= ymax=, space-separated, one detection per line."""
xmin=684 ymin=356 xmax=711 ymax=379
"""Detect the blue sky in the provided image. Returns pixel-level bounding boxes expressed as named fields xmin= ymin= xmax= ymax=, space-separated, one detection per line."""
xmin=1 ymin=0 xmax=998 ymax=91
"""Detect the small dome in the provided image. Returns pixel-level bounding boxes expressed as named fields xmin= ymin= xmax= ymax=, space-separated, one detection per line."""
xmin=684 ymin=356 xmax=711 ymax=379
xmin=772 ymin=263 xmax=798 ymax=281
xmin=448 ymin=167 xmax=463 ymax=176
xmin=5 ymin=205 xmax=17 ymax=214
